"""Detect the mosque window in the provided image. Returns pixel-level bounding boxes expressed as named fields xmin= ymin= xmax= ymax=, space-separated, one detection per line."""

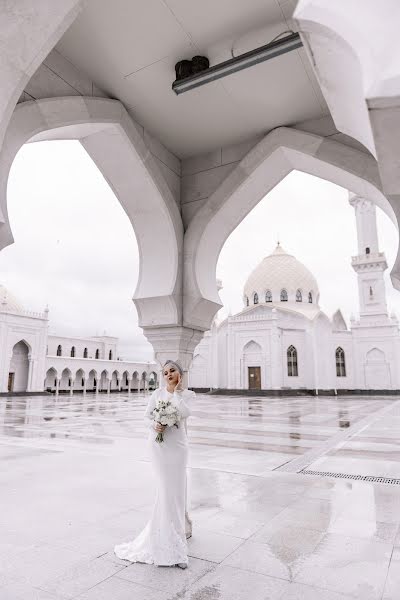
xmin=70 ymin=346 xmax=75 ymax=357
xmin=253 ymin=292 xmax=259 ymax=305
xmin=366 ymin=247 xmax=370 ymax=254
xmin=109 ymin=350 xmax=113 ymax=360
xmin=336 ymin=347 xmax=346 ymax=377
xmin=369 ymin=286 xmax=373 ymax=298
xmin=83 ymin=347 xmax=88 ymax=358
xmin=308 ymin=292 xmax=313 ymax=303
xmin=95 ymin=349 xmax=100 ymax=359
xmin=56 ymin=345 xmax=62 ymax=357
xmin=265 ymin=290 xmax=272 ymax=302
xmin=280 ymin=289 xmax=288 ymax=302
xmin=296 ymin=289 xmax=302 ymax=302
xmin=287 ymin=345 xmax=298 ymax=376
xmin=245 ymin=296 xmax=249 ymax=306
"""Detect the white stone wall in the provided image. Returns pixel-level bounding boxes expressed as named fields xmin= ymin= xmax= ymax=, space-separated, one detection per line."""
xmin=0 ymin=309 xmax=48 ymax=393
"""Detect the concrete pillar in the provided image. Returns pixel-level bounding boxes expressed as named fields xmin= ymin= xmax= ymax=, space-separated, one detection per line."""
xmin=143 ymin=326 xmax=204 ymax=389
xmin=70 ymin=378 xmax=74 ymax=396
xmin=127 ymin=378 xmax=132 ymax=394
xmin=83 ymin=378 xmax=87 ymax=394
xmin=107 ymin=378 xmax=111 ymax=394
xmin=55 ymin=378 xmax=60 ymax=396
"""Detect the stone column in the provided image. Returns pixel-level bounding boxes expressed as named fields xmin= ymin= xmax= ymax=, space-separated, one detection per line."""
xmin=143 ymin=326 xmax=204 ymax=389
xmin=83 ymin=378 xmax=87 ymax=394
xmin=70 ymin=378 xmax=74 ymax=396
xmin=107 ymin=378 xmax=111 ymax=394
xmin=55 ymin=378 xmax=60 ymax=396
xmin=127 ymin=377 xmax=132 ymax=394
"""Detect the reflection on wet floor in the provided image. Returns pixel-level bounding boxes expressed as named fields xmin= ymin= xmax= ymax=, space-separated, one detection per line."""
xmin=1 ymin=392 xmax=400 ymax=599
xmin=1 ymin=392 xmax=399 ymax=478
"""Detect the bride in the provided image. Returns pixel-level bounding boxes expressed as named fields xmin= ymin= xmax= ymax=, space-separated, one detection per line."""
xmin=114 ymin=360 xmax=195 ymax=568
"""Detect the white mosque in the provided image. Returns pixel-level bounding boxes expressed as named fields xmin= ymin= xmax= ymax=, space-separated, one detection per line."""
xmin=189 ymin=194 xmax=400 ymax=393
xmin=0 ymin=291 xmax=157 ymax=394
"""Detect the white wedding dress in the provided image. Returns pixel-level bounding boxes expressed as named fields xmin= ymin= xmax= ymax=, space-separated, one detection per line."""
xmin=114 ymin=387 xmax=195 ymax=566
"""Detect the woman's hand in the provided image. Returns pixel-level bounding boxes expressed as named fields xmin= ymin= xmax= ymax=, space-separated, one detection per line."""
xmin=154 ymin=422 xmax=166 ymax=433
xmin=174 ymin=374 xmax=183 ymax=392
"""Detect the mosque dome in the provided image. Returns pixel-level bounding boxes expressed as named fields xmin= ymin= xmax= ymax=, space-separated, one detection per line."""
xmin=0 ymin=284 xmax=24 ymax=313
xmin=243 ymin=244 xmax=319 ymax=309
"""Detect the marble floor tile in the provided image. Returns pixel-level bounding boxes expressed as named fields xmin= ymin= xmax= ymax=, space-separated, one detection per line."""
xmin=187 ymin=528 xmax=244 ymax=563
xmin=294 ymin=533 xmax=393 ymax=599
xmin=382 ymin=547 xmax=400 ymax=600
xmin=39 ymin=556 xmax=125 ymax=598
xmin=117 ymin=556 xmax=215 ymax=593
xmin=74 ymin=575 xmax=171 ymax=599
xmin=177 ymin=564 xmax=289 ymax=600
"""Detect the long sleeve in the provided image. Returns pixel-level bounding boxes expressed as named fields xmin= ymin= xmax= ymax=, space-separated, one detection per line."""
xmin=144 ymin=390 xmax=158 ymax=430
xmin=173 ymin=389 xmax=196 ymax=419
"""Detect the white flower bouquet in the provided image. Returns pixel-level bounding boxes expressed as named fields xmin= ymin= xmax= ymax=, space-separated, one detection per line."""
xmin=152 ymin=399 xmax=181 ymax=443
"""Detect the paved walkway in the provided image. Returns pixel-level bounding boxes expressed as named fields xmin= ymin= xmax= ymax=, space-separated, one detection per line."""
xmin=0 ymin=393 xmax=399 ymax=599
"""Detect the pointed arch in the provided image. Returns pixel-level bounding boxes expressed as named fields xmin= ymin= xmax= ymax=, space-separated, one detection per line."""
xmin=0 ymin=96 xmax=182 ymax=329
xmin=243 ymin=340 xmax=262 ymax=354
xmin=287 ymin=345 xmax=298 ymax=376
xmin=183 ymin=127 xmax=395 ymax=332
xmin=280 ymin=289 xmax=288 ymax=302
xmin=56 ymin=344 xmax=62 ymax=357
xmin=335 ymin=347 xmax=346 ymax=377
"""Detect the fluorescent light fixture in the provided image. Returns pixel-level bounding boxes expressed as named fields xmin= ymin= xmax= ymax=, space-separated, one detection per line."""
xmin=172 ymin=32 xmax=303 ymax=95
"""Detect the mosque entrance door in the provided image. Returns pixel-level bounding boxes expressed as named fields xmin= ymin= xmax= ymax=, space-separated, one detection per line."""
xmin=8 ymin=372 xmax=14 ymax=392
xmin=248 ymin=367 xmax=261 ymax=390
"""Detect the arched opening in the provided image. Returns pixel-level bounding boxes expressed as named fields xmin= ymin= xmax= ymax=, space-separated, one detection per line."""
xmin=75 ymin=368 xmax=85 ymax=391
xmin=45 ymin=367 xmax=58 ymax=392
xmin=0 ymin=97 xmax=181 ymax=371
xmin=83 ymin=347 xmax=88 ymax=358
xmin=243 ymin=340 xmax=263 ymax=390
xmin=148 ymin=371 xmax=158 ymax=390
xmin=109 ymin=350 xmax=113 ymax=361
xmin=122 ymin=370 xmax=129 ymax=390
xmin=132 ymin=371 xmax=139 ymax=392
xmin=95 ymin=349 xmax=100 ymax=359
xmin=60 ymin=368 xmax=72 ymax=392
xmin=265 ymin=290 xmax=272 ymax=302
xmin=56 ymin=344 xmax=62 ymax=357
xmin=335 ymin=347 xmax=346 ymax=377
xmin=287 ymin=346 xmax=298 ymax=377
xmin=70 ymin=346 xmax=75 ymax=358
xmin=8 ymin=340 xmax=30 ymax=392
xmin=87 ymin=369 xmax=97 ymax=391
xmin=111 ymin=370 xmax=119 ymax=390
xmin=100 ymin=370 xmax=109 ymax=392
xmin=141 ymin=371 xmax=147 ymax=392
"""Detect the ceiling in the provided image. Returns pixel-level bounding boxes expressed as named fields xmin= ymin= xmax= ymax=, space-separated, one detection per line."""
xmin=56 ymin=0 xmax=329 ymax=158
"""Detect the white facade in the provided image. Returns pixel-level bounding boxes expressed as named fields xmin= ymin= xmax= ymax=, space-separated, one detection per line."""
xmin=189 ymin=194 xmax=400 ymax=393
xmin=0 ymin=288 xmax=157 ymax=394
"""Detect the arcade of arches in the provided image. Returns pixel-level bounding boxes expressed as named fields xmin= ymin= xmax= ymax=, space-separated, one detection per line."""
xmin=1 ymin=2 xmax=400 ymax=392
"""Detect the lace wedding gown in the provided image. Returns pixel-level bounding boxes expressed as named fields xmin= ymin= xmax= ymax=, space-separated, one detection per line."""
xmin=114 ymin=387 xmax=195 ymax=566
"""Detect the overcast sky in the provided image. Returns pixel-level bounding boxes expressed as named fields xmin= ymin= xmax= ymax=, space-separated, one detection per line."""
xmin=1 ymin=140 xmax=398 ymax=361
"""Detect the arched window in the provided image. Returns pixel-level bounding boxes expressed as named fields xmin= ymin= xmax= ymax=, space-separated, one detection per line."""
xmin=95 ymin=349 xmax=99 ymax=359
xmin=296 ymin=289 xmax=302 ymax=303
xmin=308 ymin=292 xmax=313 ymax=303
xmin=245 ymin=296 xmax=249 ymax=307
xmin=280 ymin=289 xmax=288 ymax=302
xmin=109 ymin=350 xmax=113 ymax=360
xmin=369 ymin=286 xmax=373 ymax=298
xmin=265 ymin=290 xmax=272 ymax=302
xmin=287 ymin=345 xmax=298 ymax=376
xmin=56 ymin=344 xmax=62 ymax=357
xmin=70 ymin=346 xmax=75 ymax=358
xmin=336 ymin=347 xmax=346 ymax=377
xmin=83 ymin=348 xmax=88 ymax=358
xmin=253 ymin=292 xmax=259 ymax=305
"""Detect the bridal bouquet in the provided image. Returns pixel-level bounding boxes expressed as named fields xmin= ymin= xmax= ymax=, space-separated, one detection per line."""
xmin=152 ymin=399 xmax=181 ymax=443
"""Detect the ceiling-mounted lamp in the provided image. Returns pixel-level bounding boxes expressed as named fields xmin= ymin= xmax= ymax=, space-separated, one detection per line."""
xmin=172 ymin=32 xmax=302 ymax=95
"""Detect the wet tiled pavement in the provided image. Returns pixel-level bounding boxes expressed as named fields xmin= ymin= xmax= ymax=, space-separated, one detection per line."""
xmin=1 ymin=392 xmax=400 ymax=599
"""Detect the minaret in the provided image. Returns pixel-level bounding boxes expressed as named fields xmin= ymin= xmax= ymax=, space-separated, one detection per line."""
xmin=349 ymin=193 xmax=388 ymax=321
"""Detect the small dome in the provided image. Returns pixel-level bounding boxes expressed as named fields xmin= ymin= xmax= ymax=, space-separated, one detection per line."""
xmin=0 ymin=284 xmax=24 ymax=313
xmin=243 ymin=244 xmax=319 ymax=308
